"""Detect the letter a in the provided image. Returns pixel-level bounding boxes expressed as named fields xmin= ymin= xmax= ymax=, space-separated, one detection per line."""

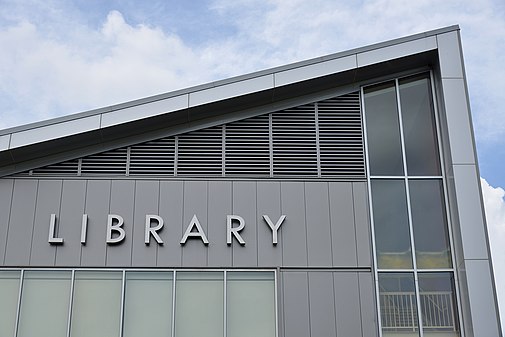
xmin=180 ymin=215 xmax=209 ymax=245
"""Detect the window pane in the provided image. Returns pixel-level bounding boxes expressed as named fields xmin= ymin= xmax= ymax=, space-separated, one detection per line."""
xmin=410 ymin=180 xmax=452 ymax=268
xmin=364 ymin=82 xmax=404 ymax=176
xmin=18 ymin=271 xmax=71 ymax=337
xmin=123 ymin=271 xmax=173 ymax=337
xmin=227 ymin=271 xmax=276 ymax=337
xmin=371 ymin=179 xmax=412 ymax=268
xmin=175 ymin=271 xmax=223 ymax=337
xmin=418 ymin=273 xmax=459 ymax=336
xmin=379 ymin=273 xmax=419 ymax=336
xmin=399 ymin=75 xmax=441 ymax=176
xmin=0 ymin=271 xmax=20 ymax=337
xmin=70 ymin=271 xmax=122 ymax=337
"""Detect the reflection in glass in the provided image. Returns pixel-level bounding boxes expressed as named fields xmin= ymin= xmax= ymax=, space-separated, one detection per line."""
xmin=410 ymin=180 xmax=452 ymax=268
xmin=0 ymin=271 xmax=20 ymax=337
xmin=364 ymin=82 xmax=404 ymax=176
xmin=70 ymin=271 xmax=122 ymax=337
xmin=371 ymin=179 xmax=412 ymax=268
xmin=227 ymin=272 xmax=276 ymax=337
xmin=175 ymin=272 xmax=224 ymax=337
xmin=18 ymin=271 xmax=71 ymax=337
xmin=123 ymin=272 xmax=173 ymax=337
xmin=418 ymin=273 xmax=459 ymax=336
xmin=399 ymin=75 xmax=441 ymax=176
xmin=379 ymin=273 xmax=419 ymax=336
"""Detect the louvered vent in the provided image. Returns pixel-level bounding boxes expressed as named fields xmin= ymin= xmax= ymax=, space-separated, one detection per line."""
xmin=130 ymin=138 xmax=175 ymax=176
xmin=177 ymin=126 xmax=223 ymax=176
xmin=81 ymin=148 xmax=128 ymax=175
xmin=16 ymin=92 xmax=365 ymax=179
xmin=272 ymin=104 xmax=318 ymax=176
xmin=318 ymin=93 xmax=364 ymax=177
xmin=225 ymin=115 xmax=270 ymax=176
xmin=31 ymin=159 xmax=79 ymax=176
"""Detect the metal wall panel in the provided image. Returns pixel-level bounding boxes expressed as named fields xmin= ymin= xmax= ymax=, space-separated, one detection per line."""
xmin=131 ymin=180 xmax=159 ymax=266
xmin=282 ymin=272 xmax=311 ymax=337
xmin=334 ymin=272 xmax=363 ymax=336
xmin=55 ymin=180 xmax=86 ymax=266
xmin=181 ymin=181 xmax=208 ymax=266
xmin=207 ymin=181 xmax=232 ymax=267
xmin=257 ymin=182 xmax=283 ymax=267
xmin=30 ymin=179 xmax=62 ymax=266
xmin=305 ymin=182 xmax=332 ymax=266
xmin=353 ymin=182 xmax=372 ymax=267
xmin=329 ymin=182 xmax=358 ymax=267
xmin=232 ymin=181 xmax=257 ymax=267
xmin=80 ymin=180 xmax=110 ymax=266
xmin=358 ymin=271 xmax=378 ymax=337
xmin=0 ymin=179 xmax=14 ymax=264
xmin=308 ymin=272 xmax=337 ymax=336
xmin=4 ymin=179 xmax=38 ymax=266
xmin=280 ymin=182 xmax=308 ymax=267
xmin=157 ymin=181 xmax=184 ymax=267
xmin=107 ymin=180 xmax=135 ymax=266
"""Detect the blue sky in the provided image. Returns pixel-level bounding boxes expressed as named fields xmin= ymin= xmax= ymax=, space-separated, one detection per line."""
xmin=0 ymin=0 xmax=504 ymax=329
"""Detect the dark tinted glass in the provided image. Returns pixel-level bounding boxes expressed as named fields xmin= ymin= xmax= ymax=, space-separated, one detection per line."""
xmin=409 ymin=179 xmax=452 ymax=268
xmin=371 ymin=179 xmax=412 ymax=269
xmin=364 ymin=82 xmax=404 ymax=176
xmin=399 ymin=75 xmax=441 ymax=176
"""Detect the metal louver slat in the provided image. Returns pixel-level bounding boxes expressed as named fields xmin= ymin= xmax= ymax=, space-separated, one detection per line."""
xmin=177 ymin=126 xmax=223 ymax=176
xmin=81 ymin=148 xmax=128 ymax=175
xmin=318 ymin=93 xmax=365 ymax=177
xmin=225 ymin=115 xmax=270 ymax=176
xmin=129 ymin=138 xmax=175 ymax=176
xmin=31 ymin=159 xmax=79 ymax=176
xmin=272 ymin=104 xmax=318 ymax=176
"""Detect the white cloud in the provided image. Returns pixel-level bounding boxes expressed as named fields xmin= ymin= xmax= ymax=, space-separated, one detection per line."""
xmin=481 ymin=178 xmax=505 ymax=332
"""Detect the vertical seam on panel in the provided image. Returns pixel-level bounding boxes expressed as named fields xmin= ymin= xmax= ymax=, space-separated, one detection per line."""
xmin=130 ymin=181 xmax=137 ymax=267
xmin=332 ymin=272 xmax=338 ymax=337
xmin=255 ymin=182 xmax=258 ymax=266
xmin=357 ymin=273 xmax=365 ymax=337
xmin=206 ymin=181 xmax=209 ymax=267
xmin=280 ymin=182 xmax=284 ymax=266
xmin=105 ymin=180 xmax=113 ymax=266
xmin=180 ymin=181 xmax=185 ymax=266
xmin=80 ymin=181 xmax=89 ymax=266
xmin=156 ymin=180 xmax=160 ymax=267
xmin=303 ymin=183 xmax=309 ymax=266
xmin=307 ymin=272 xmax=312 ymax=337
xmin=327 ymin=182 xmax=334 ymax=266
xmin=54 ymin=180 xmax=64 ymax=266
xmin=352 ymin=183 xmax=359 ymax=266
xmin=3 ymin=180 xmax=15 ymax=265
xmin=28 ymin=181 xmax=40 ymax=265
xmin=231 ymin=182 xmax=234 ymax=266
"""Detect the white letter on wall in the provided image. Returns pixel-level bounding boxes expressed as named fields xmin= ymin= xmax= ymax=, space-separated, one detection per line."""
xmin=81 ymin=214 xmax=88 ymax=244
xmin=180 ymin=215 xmax=209 ymax=245
xmin=227 ymin=215 xmax=246 ymax=245
xmin=145 ymin=215 xmax=164 ymax=245
xmin=263 ymin=215 xmax=286 ymax=245
xmin=106 ymin=214 xmax=126 ymax=244
xmin=48 ymin=214 xmax=64 ymax=244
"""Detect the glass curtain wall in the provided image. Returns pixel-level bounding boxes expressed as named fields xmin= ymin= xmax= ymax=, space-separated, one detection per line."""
xmin=363 ymin=73 xmax=460 ymax=337
xmin=0 ymin=269 xmax=276 ymax=337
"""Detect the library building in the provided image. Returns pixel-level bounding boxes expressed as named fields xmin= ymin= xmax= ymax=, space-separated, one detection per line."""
xmin=0 ymin=25 xmax=501 ymax=337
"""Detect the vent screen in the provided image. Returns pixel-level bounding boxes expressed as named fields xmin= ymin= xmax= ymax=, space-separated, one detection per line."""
xmin=17 ymin=92 xmax=365 ymax=179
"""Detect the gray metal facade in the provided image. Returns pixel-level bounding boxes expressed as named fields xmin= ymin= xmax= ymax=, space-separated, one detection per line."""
xmin=0 ymin=26 xmax=501 ymax=337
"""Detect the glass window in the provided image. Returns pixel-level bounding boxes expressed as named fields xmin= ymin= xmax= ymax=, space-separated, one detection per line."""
xmin=175 ymin=271 xmax=224 ymax=337
xmin=410 ymin=179 xmax=452 ymax=268
xmin=227 ymin=271 xmax=276 ymax=337
xmin=379 ymin=273 xmax=419 ymax=336
xmin=371 ymin=179 xmax=412 ymax=269
xmin=364 ymin=82 xmax=404 ymax=176
xmin=418 ymin=273 xmax=459 ymax=336
xmin=399 ymin=75 xmax=441 ymax=176
xmin=0 ymin=271 xmax=20 ymax=337
xmin=70 ymin=271 xmax=122 ymax=337
xmin=123 ymin=271 xmax=173 ymax=337
xmin=17 ymin=271 xmax=71 ymax=337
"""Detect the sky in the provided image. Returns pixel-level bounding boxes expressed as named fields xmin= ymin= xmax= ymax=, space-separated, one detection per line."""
xmin=0 ymin=0 xmax=504 ymax=330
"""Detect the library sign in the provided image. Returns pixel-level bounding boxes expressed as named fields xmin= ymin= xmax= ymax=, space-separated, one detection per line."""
xmin=47 ymin=213 xmax=286 ymax=246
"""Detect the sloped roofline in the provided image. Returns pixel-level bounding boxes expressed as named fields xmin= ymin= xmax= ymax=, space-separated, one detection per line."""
xmin=0 ymin=25 xmax=458 ymax=151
